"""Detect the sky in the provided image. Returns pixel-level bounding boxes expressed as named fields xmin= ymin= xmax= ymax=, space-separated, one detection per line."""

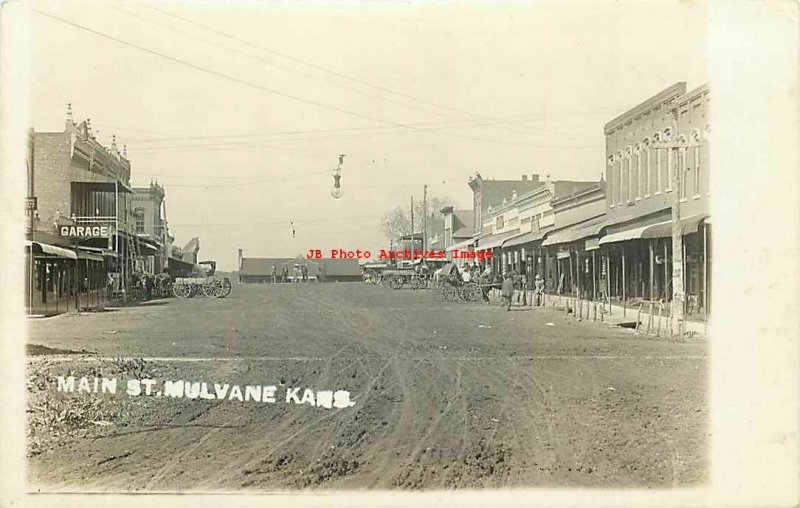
xmin=29 ymin=0 xmax=707 ymax=271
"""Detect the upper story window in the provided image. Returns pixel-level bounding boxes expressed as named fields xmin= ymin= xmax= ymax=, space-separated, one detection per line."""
xmin=678 ymin=134 xmax=689 ymax=198
xmin=691 ymin=128 xmax=702 ymax=196
xmin=642 ymin=137 xmax=652 ymax=195
xmin=624 ymin=146 xmax=633 ymax=202
xmin=496 ymin=215 xmax=504 ymax=231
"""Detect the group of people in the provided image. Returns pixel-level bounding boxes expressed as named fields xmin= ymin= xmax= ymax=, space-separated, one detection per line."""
xmin=271 ymin=263 xmax=325 ymax=283
xmin=441 ymin=262 xmax=548 ymax=311
xmin=107 ymin=270 xmax=172 ymax=301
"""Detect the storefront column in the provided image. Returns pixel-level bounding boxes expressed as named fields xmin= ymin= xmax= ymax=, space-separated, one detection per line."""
xmin=703 ymin=224 xmax=708 ymax=319
xmin=663 ymin=240 xmax=669 ymax=301
xmin=649 ymin=240 xmax=655 ymax=301
xmin=621 ymin=245 xmax=626 ymax=305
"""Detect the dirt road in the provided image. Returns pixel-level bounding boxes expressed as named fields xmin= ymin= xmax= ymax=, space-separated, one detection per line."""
xmin=26 ymin=283 xmax=708 ymax=491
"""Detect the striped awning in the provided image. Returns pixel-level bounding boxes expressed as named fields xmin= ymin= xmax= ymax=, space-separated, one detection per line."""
xmin=25 ymin=241 xmax=77 ymax=259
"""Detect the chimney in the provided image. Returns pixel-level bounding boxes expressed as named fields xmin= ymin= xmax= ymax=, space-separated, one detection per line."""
xmin=531 ymin=174 xmax=540 ymax=184
xmin=521 ymin=175 xmax=528 ymax=181
xmin=65 ymin=103 xmax=74 ymax=131
xmin=237 ymin=249 xmax=243 ymax=273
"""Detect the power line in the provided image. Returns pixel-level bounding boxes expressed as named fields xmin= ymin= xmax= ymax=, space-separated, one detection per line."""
xmin=33 ymin=9 xmax=612 ymax=150
xmin=110 ymin=3 xmax=470 ymax=122
xmin=142 ymin=3 xmax=548 ymax=135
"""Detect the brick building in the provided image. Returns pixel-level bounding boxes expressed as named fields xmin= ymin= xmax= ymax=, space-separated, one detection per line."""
xmin=599 ymin=82 xmax=710 ymax=315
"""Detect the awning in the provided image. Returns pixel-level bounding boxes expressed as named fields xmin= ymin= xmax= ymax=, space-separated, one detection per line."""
xmin=137 ymin=237 xmax=161 ymax=253
xmin=477 ymin=231 xmax=519 ymax=250
xmin=75 ymin=249 xmax=104 ymax=262
xmin=598 ymin=224 xmax=651 ymax=245
xmin=502 ymin=228 xmax=550 ymax=248
xmin=447 ymin=236 xmax=478 ymax=252
xmin=585 ymin=238 xmax=600 ymax=251
xmin=640 ymin=214 xmax=708 ymax=238
xmin=26 ymin=241 xmax=78 ymax=259
xmin=557 ymin=251 xmax=571 ymax=259
xmin=541 ymin=215 xmax=606 ymax=247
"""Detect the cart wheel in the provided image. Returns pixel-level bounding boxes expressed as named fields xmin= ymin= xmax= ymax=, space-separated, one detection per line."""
xmin=203 ymin=278 xmax=224 ymax=298
xmin=173 ymin=282 xmax=191 ymax=299
xmin=220 ymin=278 xmax=232 ymax=298
xmin=433 ymin=284 xmax=447 ymax=302
xmin=443 ymin=285 xmax=457 ymax=302
xmin=388 ymin=276 xmax=403 ymax=290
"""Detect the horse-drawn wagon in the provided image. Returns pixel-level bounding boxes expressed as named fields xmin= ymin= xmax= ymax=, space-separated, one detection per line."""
xmin=172 ymin=260 xmax=232 ymax=299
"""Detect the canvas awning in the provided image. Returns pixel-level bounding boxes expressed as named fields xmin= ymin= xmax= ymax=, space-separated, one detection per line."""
xmin=26 ymin=241 xmax=77 ymax=259
xmin=502 ymin=228 xmax=550 ymax=248
xmin=75 ymin=249 xmax=104 ymax=262
xmin=447 ymin=236 xmax=478 ymax=252
xmin=598 ymin=214 xmax=707 ymax=245
xmin=477 ymin=231 xmax=519 ymax=250
xmin=541 ymin=215 xmax=606 ymax=247
xmin=598 ymin=224 xmax=651 ymax=245
xmin=640 ymin=214 xmax=708 ymax=238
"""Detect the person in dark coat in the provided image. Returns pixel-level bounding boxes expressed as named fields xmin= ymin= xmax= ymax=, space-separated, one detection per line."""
xmin=501 ymin=273 xmax=514 ymax=311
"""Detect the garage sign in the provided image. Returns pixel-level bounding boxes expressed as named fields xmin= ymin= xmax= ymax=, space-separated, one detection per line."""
xmin=59 ymin=224 xmax=114 ymax=239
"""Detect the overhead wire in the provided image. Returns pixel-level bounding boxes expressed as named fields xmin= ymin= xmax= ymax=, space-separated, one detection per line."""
xmin=33 ymin=9 xmax=612 ymax=150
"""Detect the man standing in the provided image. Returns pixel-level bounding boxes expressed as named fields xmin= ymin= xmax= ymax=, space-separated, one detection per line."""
xmin=501 ymin=273 xmax=514 ymax=311
xmin=534 ymin=274 xmax=545 ymax=306
xmin=271 ymin=263 xmax=277 ymax=284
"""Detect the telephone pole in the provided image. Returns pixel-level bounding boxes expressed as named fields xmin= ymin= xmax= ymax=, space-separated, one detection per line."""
xmin=423 ymin=184 xmax=428 ymax=253
xmin=651 ymin=136 xmax=700 ymax=337
xmin=410 ymin=196 xmax=414 ymax=254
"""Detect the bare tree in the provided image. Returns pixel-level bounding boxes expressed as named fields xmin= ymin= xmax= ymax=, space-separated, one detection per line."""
xmin=379 ymin=196 xmax=458 ymax=243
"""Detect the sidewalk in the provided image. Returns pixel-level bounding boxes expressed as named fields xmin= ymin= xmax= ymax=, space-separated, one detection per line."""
xmin=507 ymin=290 xmax=708 ymax=339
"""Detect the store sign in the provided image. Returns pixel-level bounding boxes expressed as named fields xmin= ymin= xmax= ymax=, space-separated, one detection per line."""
xmin=59 ymin=224 xmax=114 ymax=239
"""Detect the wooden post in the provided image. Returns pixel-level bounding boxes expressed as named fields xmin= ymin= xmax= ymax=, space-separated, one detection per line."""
xmin=703 ymin=222 xmax=708 ymax=329
xmin=592 ymin=249 xmax=597 ymax=301
xmin=622 ymin=245 xmax=627 ymax=317
xmin=656 ymin=301 xmax=663 ymax=336
xmin=635 ymin=302 xmax=643 ymax=334
xmin=646 ymin=302 xmax=653 ymax=334
xmin=649 ymin=240 xmax=655 ymax=301
xmin=663 ymin=240 xmax=669 ymax=301
xmin=606 ymin=253 xmax=612 ymax=314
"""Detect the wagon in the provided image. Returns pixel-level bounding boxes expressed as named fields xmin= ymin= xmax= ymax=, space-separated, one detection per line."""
xmin=382 ymin=268 xmax=428 ymax=290
xmin=171 ymin=260 xmax=232 ymax=299
xmin=172 ymin=276 xmax=232 ymax=298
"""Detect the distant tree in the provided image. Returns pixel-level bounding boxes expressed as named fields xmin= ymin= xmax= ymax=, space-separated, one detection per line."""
xmin=379 ymin=196 xmax=458 ymax=244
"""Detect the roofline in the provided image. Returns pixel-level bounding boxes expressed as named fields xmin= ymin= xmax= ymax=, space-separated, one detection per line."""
xmin=678 ymin=83 xmax=710 ymax=107
xmin=604 ymin=82 xmax=687 ymax=134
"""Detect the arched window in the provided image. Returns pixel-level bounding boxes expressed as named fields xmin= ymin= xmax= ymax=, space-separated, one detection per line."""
xmin=616 ymin=150 xmax=624 ymax=206
xmin=624 ymin=146 xmax=633 ymax=202
xmin=642 ymin=137 xmax=652 ymax=196
xmin=608 ymin=155 xmax=616 ymax=205
xmin=691 ymin=129 xmax=702 ymax=196
xmin=678 ymin=134 xmax=688 ymax=198
xmin=663 ymin=128 xmax=674 ymax=191
xmin=652 ymin=132 xmax=662 ymax=192
xmin=634 ymin=143 xmax=643 ymax=199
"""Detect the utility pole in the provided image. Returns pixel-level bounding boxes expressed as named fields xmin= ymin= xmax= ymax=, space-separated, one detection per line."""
xmin=410 ymin=196 xmax=414 ymax=255
xmin=652 ymin=136 xmax=700 ymax=337
xmin=27 ymin=128 xmax=36 ymax=314
xmin=423 ymin=184 xmax=428 ymax=253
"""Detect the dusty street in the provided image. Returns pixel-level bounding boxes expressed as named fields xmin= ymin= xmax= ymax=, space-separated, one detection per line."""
xmin=26 ymin=283 xmax=708 ymax=492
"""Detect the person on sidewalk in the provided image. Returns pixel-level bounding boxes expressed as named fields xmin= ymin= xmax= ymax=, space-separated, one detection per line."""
xmin=271 ymin=263 xmax=277 ymax=284
xmin=501 ymin=273 xmax=514 ymax=311
xmin=534 ymin=274 xmax=545 ymax=306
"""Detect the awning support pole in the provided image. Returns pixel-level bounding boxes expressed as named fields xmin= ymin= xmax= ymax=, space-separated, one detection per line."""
xmin=622 ymin=245 xmax=626 ymax=317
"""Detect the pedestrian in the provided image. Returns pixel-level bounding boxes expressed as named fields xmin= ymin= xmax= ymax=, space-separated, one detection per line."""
xmin=144 ymin=274 xmax=154 ymax=300
xmin=317 ymin=265 xmax=324 ymax=283
xmin=501 ymin=273 xmax=514 ymax=311
xmin=302 ymin=264 xmax=308 ymax=282
xmin=534 ymin=274 xmax=545 ymax=306
xmin=479 ymin=265 xmax=492 ymax=303
xmin=271 ymin=263 xmax=277 ymax=284
xmin=281 ymin=265 xmax=288 ymax=283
